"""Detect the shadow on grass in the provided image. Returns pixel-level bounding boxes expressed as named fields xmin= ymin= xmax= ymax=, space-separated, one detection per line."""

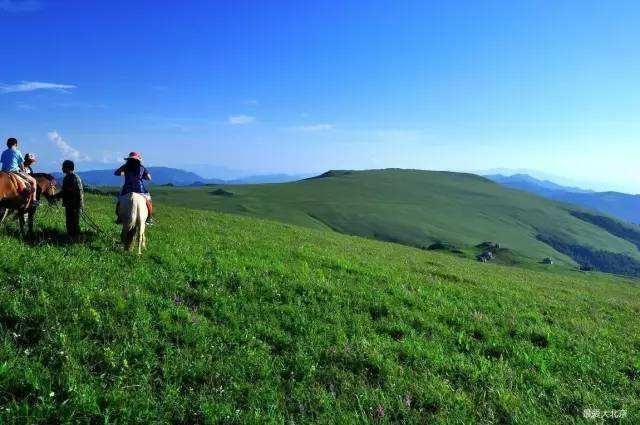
xmin=1 ymin=225 xmax=112 ymax=250
xmin=27 ymin=228 xmax=101 ymax=247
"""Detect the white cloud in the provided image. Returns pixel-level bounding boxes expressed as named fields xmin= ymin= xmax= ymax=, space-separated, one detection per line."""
xmin=168 ymin=123 xmax=188 ymax=132
xmin=290 ymin=124 xmax=335 ymax=132
xmin=0 ymin=0 xmax=42 ymax=13
xmin=228 ymin=115 xmax=255 ymax=125
xmin=98 ymin=151 xmax=121 ymax=164
xmin=0 ymin=81 xmax=76 ymax=94
xmin=47 ymin=131 xmax=90 ymax=162
xmin=55 ymin=101 xmax=106 ymax=109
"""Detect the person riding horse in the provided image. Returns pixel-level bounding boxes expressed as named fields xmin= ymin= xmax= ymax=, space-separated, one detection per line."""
xmin=24 ymin=153 xmax=37 ymax=175
xmin=1 ymin=138 xmax=38 ymax=207
xmin=114 ymin=152 xmax=154 ymax=225
xmin=21 ymin=153 xmax=58 ymax=205
xmin=0 ymin=154 xmax=58 ymax=237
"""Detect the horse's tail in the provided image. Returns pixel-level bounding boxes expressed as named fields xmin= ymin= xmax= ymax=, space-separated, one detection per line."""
xmin=120 ymin=193 xmax=136 ymax=250
xmin=134 ymin=196 xmax=147 ymax=254
xmin=119 ymin=193 xmax=148 ymax=254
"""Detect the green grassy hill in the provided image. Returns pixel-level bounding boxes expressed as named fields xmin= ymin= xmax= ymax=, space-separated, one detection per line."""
xmin=151 ymin=169 xmax=640 ymax=272
xmin=0 ymin=195 xmax=638 ymax=423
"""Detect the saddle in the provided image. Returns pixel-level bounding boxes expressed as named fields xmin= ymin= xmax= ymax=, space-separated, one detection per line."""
xmin=0 ymin=171 xmax=33 ymax=209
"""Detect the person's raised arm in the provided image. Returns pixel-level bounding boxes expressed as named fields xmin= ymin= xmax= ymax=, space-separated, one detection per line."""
xmin=114 ymin=164 xmax=125 ymax=176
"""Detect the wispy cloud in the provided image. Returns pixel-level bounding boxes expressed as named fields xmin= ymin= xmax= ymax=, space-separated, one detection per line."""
xmin=371 ymin=129 xmax=426 ymax=143
xmin=228 ymin=115 xmax=255 ymax=125
xmin=97 ymin=151 xmax=121 ymax=164
xmin=0 ymin=0 xmax=42 ymax=13
xmin=54 ymin=101 xmax=106 ymax=109
xmin=290 ymin=124 xmax=335 ymax=132
xmin=48 ymin=130 xmax=90 ymax=162
xmin=0 ymin=81 xmax=76 ymax=94
xmin=16 ymin=102 xmax=35 ymax=110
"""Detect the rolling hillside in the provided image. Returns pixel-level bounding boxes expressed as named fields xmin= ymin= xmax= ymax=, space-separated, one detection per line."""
xmin=0 ymin=194 xmax=638 ymax=422
xmin=150 ymin=169 xmax=640 ymax=274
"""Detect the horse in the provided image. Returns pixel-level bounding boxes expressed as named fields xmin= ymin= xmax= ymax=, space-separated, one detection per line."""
xmin=26 ymin=173 xmax=59 ymax=234
xmin=0 ymin=172 xmax=58 ymax=237
xmin=118 ymin=192 xmax=148 ymax=254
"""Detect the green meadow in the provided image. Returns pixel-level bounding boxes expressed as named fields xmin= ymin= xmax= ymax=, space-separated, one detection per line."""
xmin=0 ymin=191 xmax=638 ymax=423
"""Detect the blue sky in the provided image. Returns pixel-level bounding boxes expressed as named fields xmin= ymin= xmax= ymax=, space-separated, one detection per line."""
xmin=1 ymin=1 xmax=639 ymax=191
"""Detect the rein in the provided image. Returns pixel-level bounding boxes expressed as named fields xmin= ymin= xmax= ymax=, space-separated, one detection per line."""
xmin=80 ymin=209 xmax=105 ymax=234
xmin=80 ymin=209 xmax=121 ymax=246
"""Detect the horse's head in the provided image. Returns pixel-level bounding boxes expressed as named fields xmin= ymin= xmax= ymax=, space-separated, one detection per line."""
xmin=32 ymin=173 xmax=59 ymax=204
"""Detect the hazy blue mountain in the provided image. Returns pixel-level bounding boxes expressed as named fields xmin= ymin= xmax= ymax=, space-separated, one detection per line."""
xmin=180 ymin=164 xmax=248 ymax=180
xmin=548 ymin=191 xmax=640 ymax=225
xmin=49 ymin=167 xmax=307 ymax=187
xmin=486 ymin=174 xmax=593 ymax=194
xmin=52 ymin=167 xmax=222 ymax=187
xmin=227 ymin=173 xmax=312 ymax=184
xmin=487 ymin=174 xmax=640 ymax=225
xmin=180 ymin=164 xmax=315 ymax=183
xmin=478 ymin=168 xmax=613 ymax=191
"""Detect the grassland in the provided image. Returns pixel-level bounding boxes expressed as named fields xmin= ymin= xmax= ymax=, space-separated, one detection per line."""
xmin=151 ymin=169 xmax=640 ymax=269
xmin=0 ymin=193 xmax=638 ymax=423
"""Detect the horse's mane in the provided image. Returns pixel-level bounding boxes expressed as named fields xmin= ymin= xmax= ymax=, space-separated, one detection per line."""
xmin=32 ymin=173 xmax=56 ymax=182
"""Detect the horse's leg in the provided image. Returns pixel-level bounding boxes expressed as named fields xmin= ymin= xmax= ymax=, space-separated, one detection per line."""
xmin=0 ymin=208 xmax=7 ymax=225
xmin=137 ymin=214 xmax=143 ymax=254
xmin=27 ymin=207 xmax=35 ymax=238
xmin=138 ymin=202 xmax=148 ymax=254
xmin=122 ymin=225 xmax=135 ymax=251
xmin=138 ymin=223 xmax=145 ymax=255
xmin=120 ymin=225 xmax=129 ymax=249
xmin=18 ymin=211 xmax=26 ymax=238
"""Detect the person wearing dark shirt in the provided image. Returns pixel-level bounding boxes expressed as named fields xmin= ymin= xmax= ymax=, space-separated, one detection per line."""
xmin=114 ymin=151 xmax=154 ymax=225
xmin=54 ymin=160 xmax=84 ymax=238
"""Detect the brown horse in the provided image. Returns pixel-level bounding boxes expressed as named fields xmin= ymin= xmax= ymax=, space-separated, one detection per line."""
xmin=0 ymin=172 xmax=58 ymax=236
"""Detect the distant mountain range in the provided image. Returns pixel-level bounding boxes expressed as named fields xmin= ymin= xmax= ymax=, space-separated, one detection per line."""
xmin=50 ymin=167 xmax=307 ymax=187
xmin=226 ymin=173 xmax=314 ymax=184
xmin=53 ymin=166 xmax=640 ymax=227
xmin=487 ymin=174 xmax=640 ymax=225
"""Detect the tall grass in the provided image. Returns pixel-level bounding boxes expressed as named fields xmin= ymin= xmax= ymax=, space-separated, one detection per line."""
xmin=0 ymin=194 xmax=637 ymax=423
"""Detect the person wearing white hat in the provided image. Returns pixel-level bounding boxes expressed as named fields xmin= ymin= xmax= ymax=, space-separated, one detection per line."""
xmin=24 ymin=153 xmax=37 ymax=174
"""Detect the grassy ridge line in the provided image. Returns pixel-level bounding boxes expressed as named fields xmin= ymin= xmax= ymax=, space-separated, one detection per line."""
xmin=0 ymin=195 xmax=638 ymax=422
xmin=150 ymin=169 xmax=640 ymax=268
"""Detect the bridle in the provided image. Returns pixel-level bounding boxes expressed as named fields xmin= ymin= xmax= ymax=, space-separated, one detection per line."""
xmin=33 ymin=174 xmax=59 ymax=205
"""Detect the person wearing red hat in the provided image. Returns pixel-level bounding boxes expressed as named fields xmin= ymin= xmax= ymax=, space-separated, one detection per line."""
xmin=114 ymin=152 xmax=154 ymax=225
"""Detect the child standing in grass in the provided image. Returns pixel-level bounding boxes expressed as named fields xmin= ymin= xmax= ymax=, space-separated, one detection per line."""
xmin=54 ymin=160 xmax=84 ymax=238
